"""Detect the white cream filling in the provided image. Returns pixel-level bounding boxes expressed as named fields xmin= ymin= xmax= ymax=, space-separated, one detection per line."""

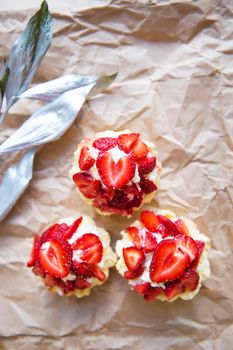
xmin=116 ymin=210 xmax=210 ymax=301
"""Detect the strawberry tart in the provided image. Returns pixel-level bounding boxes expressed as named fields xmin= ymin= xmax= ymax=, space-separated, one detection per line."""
xmin=116 ymin=209 xmax=210 ymax=302
xmin=70 ymin=131 xmax=162 ymax=217
xmin=27 ymin=215 xmax=116 ymax=297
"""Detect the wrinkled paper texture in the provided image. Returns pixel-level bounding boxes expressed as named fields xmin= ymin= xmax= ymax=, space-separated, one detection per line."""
xmin=0 ymin=1 xmax=233 ymax=349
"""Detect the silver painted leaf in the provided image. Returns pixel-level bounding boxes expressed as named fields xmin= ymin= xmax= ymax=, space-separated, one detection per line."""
xmin=1 ymin=1 xmax=53 ymax=121
xmin=0 ymin=149 xmax=35 ymax=221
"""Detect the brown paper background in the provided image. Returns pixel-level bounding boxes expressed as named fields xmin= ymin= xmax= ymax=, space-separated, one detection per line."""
xmin=0 ymin=0 xmax=233 ymax=349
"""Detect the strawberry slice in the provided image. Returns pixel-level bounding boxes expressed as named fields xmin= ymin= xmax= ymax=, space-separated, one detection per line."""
xmin=124 ymin=265 xmax=145 ymax=279
xmin=140 ymin=211 xmax=160 ymax=232
xmin=131 ymin=139 xmax=148 ymax=159
xmin=118 ymin=133 xmax=139 ymax=153
xmin=27 ymin=235 xmax=41 ymax=267
xmin=175 ymin=219 xmax=190 ymax=236
xmin=73 ymin=172 xmax=101 ymax=199
xmin=127 ymin=226 xmax=142 ymax=249
xmin=78 ymin=146 xmax=95 ymax=171
xmin=72 ymin=261 xmax=94 ymax=277
xmin=191 ymin=240 xmax=205 ymax=270
xmin=96 ymin=152 xmax=136 ymax=189
xmin=44 ymin=274 xmax=58 ymax=288
xmin=84 ymin=264 xmax=106 ymax=281
xmin=144 ymin=231 xmax=158 ymax=253
xmin=144 ymin=287 xmax=163 ymax=302
xmin=62 ymin=281 xmax=77 ymax=294
xmin=123 ymin=247 xmax=145 ymax=272
xmin=93 ymin=137 xmax=117 ymax=151
xmin=139 ymin=177 xmax=157 ymax=194
xmin=41 ymin=224 xmax=60 ymax=243
xmin=157 ymin=215 xmax=181 ymax=236
xmin=72 ymin=233 xmax=103 ymax=264
xmin=39 ymin=239 xmax=72 ymax=278
xmin=62 ymin=217 xmax=83 ymax=240
xmin=175 ymin=235 xmax=198 ymax=262
xmin=149 ymin=239 xmax=191 ymax=283
xmin=75 ymin=278 xmax=91 ymax=290
xmin=165 ymin=269 xmax=199 ymax=300
xmin=133 ymin=282 xmax=151 ymax=295
xmin=138 ymin=156 xmax=156 ymax=176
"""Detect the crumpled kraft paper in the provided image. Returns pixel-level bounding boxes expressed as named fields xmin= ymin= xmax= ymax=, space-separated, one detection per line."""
xmin=0 ymin=0 xmax=233 ymax=349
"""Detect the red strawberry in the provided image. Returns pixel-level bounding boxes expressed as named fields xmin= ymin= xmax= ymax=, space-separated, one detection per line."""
xmin=165 ymin=269 xmax=199 ymax=300
xmin=124 ymin=265 xmax=145 ymax=279
xmin=144 ymin=231 xmax=158 ymax=253
xmin=39 ymin=239 xmax=72 ymax=278
xmin=133 ymin=282 xmax=151 ymax=295
xmin=139 ymin=177 xmax=157 ymax=194
xmin=78 ymin=146 xmax=95 ymax=171
xmin=41 ymin=224 xmax=60 ymax=243
xmin=118 ymin=133 xmax=139 ymax=153
xmin=73 ymin=172 xmax=101 ymax=199
xmin=175 ymin=235 xmax=198 ymax=262
xmin=138 ymin=156 xmax=156 ymax=176
xmin=72 ymin=261 xmax=93 ymax=277
xmin=175 ymin=219 xmax=190 ymax=236
xmin=123 ymin=247 xmax=145 ymax=272
xmin=84 ymin=264 xmax=106 ymax=282
xmin=32 ymin=264 xmax=45 ymax=277
xmin=149 ymin=239 xmax=190 ymax=283
xmin=44 ymin=274 xmax=58 ymax=288
xmin=62 ymin=281 xmax=77 ymax=294
xmin=157 ymin=215 xmax=181 ymax=236
xmin=27 ymin=235 xmax=41 ymax=267
xmin=191 ymin=240 xmax=205 ymax=270
xmin=140 ymin=211 xmax=160 ymax=232
xmin=96 ymin=152 xmax=136 ymax=189
xmin=72 ymin=233 xmax=103 ymax=264
xmin=75 ymin=278 xmax=91 ymax=290
xmin=144 ymin=287 xmax=163 ymax=302
xmin=131 ymin=139 xmax=148 ymax=159
xmin=93 ymin=137 xmax=117 ymax=151
xmin=127 ymin=226 xmax=142 ymax=249
xmin=62 ymin=217 xmax=83 ymax=240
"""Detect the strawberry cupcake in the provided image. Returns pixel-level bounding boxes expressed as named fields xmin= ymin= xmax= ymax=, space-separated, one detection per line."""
xmin=70 ymin=131 xmax=162 ymax=217
xmin=116 ymin=210 xmax=210 ymax=302
xmin=27 ymin=215 xmax=116 ymax=297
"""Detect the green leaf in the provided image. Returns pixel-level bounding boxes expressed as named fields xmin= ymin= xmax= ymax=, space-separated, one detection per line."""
xmin=1 ymin=0 xmax=53 ymax=119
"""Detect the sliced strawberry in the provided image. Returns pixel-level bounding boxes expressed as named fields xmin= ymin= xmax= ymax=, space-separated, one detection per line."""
xmin=39 ymin=239 xmax=72 ymax=278
xmin=139 ymin=177 xmax=157 ymax=194
xmin=96 ymin=152 xmax=136 ymax=189
xmin=157 ymin=215 xmax=181 ymax=236
xmin=175 ymin=235 xmax=198 ymax=262
xmin=127 ymin=226 xmax=142 ymax=249
xmin=124 ymin=265 xmax=145 ymax=279
xmin=165 ymin=269 xmax=199 ymax=300
xmin=123 ymin=247 xmax=145 ymax=272
xmin=175 ymin=219 xmax=190 ymax=236
xmin=191 ymin=240 xmax=205 ymax=270
xmin=62 ymin=281 xmax=77 ymax=294
xmin=73 ymin=172 xmax=101 ymax=199
xmin=131 ymin=139 xmax=148 ymax=159
xmin=32 ymin=264 xmax=45 ymax=277
xmin=41 ymin=224 xmax=60 ymax=243
xmin=144 ymin=231 xmax=158 ymax=253
xmin=144 ymin=287 xmax=163 ymax=302
xmin=149 ymin=239 xmax=190 ymax=283
xmin=75 ymin=278 xmax=91 ymax=290
xmin=133 ymin=282 xmax=151 ymax=295
xmin=78 ymin=146 xmax=95 ymax=171
xmin=72 ymin=261 xmax=94 ymax=277
xmin=72 ymin=233 xmax=103 ymax=264
xmin=93 ymin=137 xmax=117 ymax=151
xmin=62 ymin=217 xmax=83 ymax=240
xmin=84 ymin=264 xmax=106 ymax=282
xmin=27 ymin=235 xmax=41 ymax=267
xmin=138 ymin=156 xmax=156 ymax=176
xmin=118 ymin=133 xmax=139 ymax=153
xmin=140 ymin=210 xmax=160 ymax=232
